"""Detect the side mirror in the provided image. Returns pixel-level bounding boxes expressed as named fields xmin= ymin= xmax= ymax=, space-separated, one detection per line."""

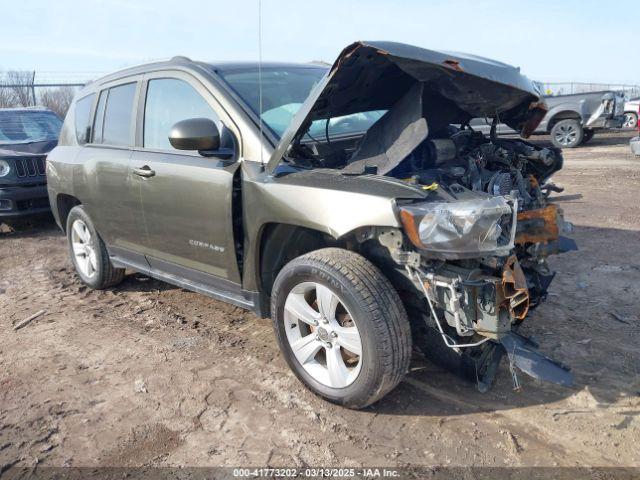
xmin=169 ymin=118 xmax=220 ymax=151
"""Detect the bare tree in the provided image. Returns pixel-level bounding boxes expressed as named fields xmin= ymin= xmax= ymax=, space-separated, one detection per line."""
xmin=0 ymin=70 xmax=82 ymax=112
xmin=0 ymin=84 xmax=13 ymax=108
xmin=39 ymin=86 xmax=77 ymax=117
xmin=5 ymin=71 xmax=35 ymax=107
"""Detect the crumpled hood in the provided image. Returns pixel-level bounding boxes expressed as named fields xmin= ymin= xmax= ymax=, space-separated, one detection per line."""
xmin=268 ymin=41 xmax=547 ymax=173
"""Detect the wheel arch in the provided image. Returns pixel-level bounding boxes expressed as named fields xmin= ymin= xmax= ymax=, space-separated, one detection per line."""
xmin=254 ymin=221 xmax=414 ymax=319
xmin=547 ymin=110 xmax=582 ymax=132
xmin=56 ymin=193 xmax=82 ymax=232
xmin=257 ymin=223 xmax=340 ymax=301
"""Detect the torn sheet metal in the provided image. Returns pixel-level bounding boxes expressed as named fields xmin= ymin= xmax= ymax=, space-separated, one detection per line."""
xmin=585 ymin=92 xmax=616 ymax=128
xmin=500 ymin=256 xmax=530 ymax=321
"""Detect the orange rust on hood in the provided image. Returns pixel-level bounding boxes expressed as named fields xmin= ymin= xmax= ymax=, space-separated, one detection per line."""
xmin=443 ymin=59 xmax=464 ymax=71
xmin=515 ymin=204 xmax=560 ymax=245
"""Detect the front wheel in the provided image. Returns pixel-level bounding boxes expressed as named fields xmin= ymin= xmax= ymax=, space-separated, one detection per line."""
xmin=271 ymin=248 xmax=412 ymax=409
xmin=550 ymin=119 xmax=583 ymax=148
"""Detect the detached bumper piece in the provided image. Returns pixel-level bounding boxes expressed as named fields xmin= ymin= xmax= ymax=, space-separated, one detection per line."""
xmin=501 ymin=333 xmax=574 ymax=388
xmin=476 ymin=333 xmax=574 ymax=391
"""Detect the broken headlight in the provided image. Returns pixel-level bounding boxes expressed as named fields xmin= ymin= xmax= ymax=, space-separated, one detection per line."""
xmin=399 ymin=196 xmax=517 ymax=259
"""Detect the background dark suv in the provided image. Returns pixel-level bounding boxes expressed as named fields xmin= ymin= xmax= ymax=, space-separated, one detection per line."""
xmin=0 ymin=107 xmax=62 ymax=221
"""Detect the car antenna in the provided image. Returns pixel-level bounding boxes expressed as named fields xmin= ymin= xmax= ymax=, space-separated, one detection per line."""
xmin=258 ymin=0 xmax=265 ymax=171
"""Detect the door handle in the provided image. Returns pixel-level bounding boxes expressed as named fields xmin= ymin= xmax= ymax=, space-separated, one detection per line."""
xmin=132 ymin=166 xmax=156 ymax=178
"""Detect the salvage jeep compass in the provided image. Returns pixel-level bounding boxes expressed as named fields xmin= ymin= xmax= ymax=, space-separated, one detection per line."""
xmin=47 ymin=42 xmax=576 ymax=408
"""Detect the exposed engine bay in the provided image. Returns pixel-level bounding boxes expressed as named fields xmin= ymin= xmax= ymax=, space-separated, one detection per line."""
xmin=270 ymin=41 xmax=577 ymax=391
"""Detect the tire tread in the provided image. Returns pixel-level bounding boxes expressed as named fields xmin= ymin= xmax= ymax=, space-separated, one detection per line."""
xmin=272 ymin=248 xmax=411 ymax=408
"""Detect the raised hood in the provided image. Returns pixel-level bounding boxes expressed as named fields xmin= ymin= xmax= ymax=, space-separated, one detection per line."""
xmin=267 ymin=41 xmax=547 ymax=174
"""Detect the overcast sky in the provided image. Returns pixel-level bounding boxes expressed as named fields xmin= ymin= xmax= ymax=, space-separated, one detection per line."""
xmin=1 ymin=0 xmax=638 ymax=84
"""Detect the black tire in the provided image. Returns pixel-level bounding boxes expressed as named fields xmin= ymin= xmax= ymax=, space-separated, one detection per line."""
xmin=271 ymin=248 xmax=412 ymax=409
xmin=66 ymin=205 xmax=125 ymax=289
xmin=581 ymin=129 xmax=595 ymax=144
xmin=550 ymin=119 xmax=583 ymax=148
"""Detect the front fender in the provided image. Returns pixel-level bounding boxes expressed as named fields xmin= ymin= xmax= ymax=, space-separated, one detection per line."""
xmin=241 ymin=168 xmax=427 ymax=291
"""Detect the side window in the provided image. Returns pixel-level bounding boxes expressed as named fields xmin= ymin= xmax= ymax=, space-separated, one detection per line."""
xmin=95 ymin=83 xmax=136 ymax=146
xmin=92 ymin=90 xmax=107 ymax=144
xmin=144 ymin=78 xmax=222 ymax=151
xmin=74 ymin=94 xmax=95 ymax=145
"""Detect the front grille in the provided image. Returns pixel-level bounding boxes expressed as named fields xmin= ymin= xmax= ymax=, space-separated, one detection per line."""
xmin=13 ymin=156 xmax=46 ymax=178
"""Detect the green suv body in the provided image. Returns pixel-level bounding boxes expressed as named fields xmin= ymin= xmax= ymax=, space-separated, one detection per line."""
xmin=47 ymin=42 xmax=575 ymax=408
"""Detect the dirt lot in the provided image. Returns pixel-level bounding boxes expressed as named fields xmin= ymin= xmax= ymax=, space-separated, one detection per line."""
xmin=1 ymin=132 xmax=639 ymax=471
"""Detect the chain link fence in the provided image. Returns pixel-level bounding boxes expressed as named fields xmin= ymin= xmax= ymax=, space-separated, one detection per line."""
xmin=0 ymin=71 xmax=93 ymax=117
xmin=538 ymin=82 xmax=640 ymax=99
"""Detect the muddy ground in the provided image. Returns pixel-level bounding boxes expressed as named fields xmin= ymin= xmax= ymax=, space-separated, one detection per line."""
xmin=0 ymin=131 xmax=639 ymax=471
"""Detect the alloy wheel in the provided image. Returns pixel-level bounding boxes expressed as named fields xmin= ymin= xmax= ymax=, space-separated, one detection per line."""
xmin=71 ymin=219 xmax=98 ymax=278
xmin=554 ymin=123 xmax=578 ymax=146
xmin=283 ymin=282 xmax=362 ymax=388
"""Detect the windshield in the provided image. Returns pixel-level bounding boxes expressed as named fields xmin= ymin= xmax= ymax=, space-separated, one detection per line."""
xmin=0 ymin=110 xmax=62 ymax=144
xmin=218 ymin=66 xmax=384 ymax=140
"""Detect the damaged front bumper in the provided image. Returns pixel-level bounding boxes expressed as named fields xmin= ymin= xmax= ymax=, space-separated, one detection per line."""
xmin=390 ymin=197 xmax=576 ymax=392
xmin=407 ymin=263 xmax=574 ymax=391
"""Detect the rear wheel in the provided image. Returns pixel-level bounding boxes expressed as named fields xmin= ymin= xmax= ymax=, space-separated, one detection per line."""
xmin=550 ymin=119 xmax=583 ymax=148
xmin=271 ymin=248 xmax=411 ymax=409
xmin=66 ymin=206 xmax=125 ymax=289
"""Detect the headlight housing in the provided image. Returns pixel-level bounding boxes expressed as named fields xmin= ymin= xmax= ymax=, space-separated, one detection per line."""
xmin=0 ymin=159 xmax=10 ymax=177
xmin=399 ymin=196 xmax=517 ymax=259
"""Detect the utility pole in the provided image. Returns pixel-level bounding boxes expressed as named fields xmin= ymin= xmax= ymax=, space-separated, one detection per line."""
xmin=30 ymin=71 xmax=36 ymax=106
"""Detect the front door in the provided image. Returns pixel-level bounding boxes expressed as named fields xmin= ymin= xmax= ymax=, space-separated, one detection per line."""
xmin=130 ymin=73 xmax=242 ymax=284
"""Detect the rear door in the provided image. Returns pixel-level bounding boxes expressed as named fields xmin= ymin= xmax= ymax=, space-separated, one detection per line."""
xmin=130 ymin=71 xmax=242 ymax=284
xmin=75 ymin=78 xmax=147 ymax=262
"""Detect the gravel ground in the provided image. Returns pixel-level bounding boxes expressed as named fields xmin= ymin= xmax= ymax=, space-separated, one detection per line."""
xmin=0 ymin=131 xmax=639 ymax=471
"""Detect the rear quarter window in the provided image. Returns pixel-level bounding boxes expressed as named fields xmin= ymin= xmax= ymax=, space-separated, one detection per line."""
xmin=74 ymin=94 xmax=95 ymax=145
xmin=92 ymin=91 xmax=107 ymax=144
xmin=93 ymin=82 xmax=137 ymax=147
